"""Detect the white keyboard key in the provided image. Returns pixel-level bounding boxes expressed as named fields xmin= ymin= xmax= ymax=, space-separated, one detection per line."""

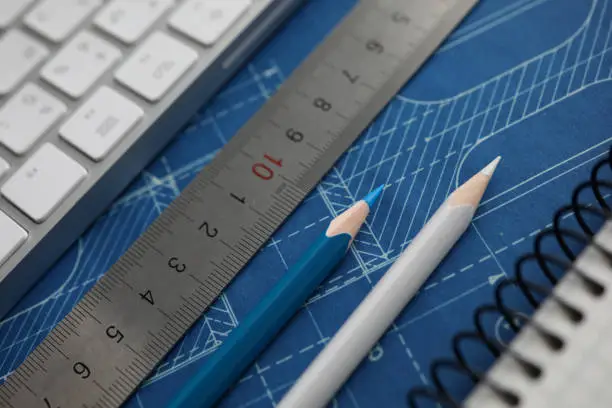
xmin=0 ymin=157 xmax=9 ymax=178
xmin=0 ymin=0 xmax=36 ymax=29
xmin=0 ymin=84 xmax=67 ymax=155
xmin=169 ymin=0 xmax=251 ymax=46
xmin=94 ymin=0 xmax=174 ymax=44
xmin=61 ymin=87 xmax=143 ymax=161
xmin=0 ymin=31 xmax=49 ymax=95
xmin=24 ymin=0 xmax=102 ymax=43
xmin=115 ymin=32 xmax=197 ymax=102
xmin=0 ymin=212 xmax=27 ymax=267
xmin=2 ymin=144 xmax=87 ymax=223
xmin=41 ymin=31 xmax=121 ymax=99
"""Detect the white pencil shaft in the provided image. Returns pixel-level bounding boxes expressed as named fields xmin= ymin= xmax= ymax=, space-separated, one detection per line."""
xmin=278 ymin=202 xmax=475 ymax=408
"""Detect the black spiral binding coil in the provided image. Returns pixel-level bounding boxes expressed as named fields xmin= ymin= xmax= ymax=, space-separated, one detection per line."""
xmin=407 ymin=148 xmax=612 ymax=408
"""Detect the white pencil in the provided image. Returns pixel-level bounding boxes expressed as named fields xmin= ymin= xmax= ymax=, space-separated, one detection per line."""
xmin=277 ymin=157 xmax=501 ymax=408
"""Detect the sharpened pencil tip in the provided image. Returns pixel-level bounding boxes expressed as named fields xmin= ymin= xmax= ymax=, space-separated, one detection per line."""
xmin=448 ymin=157 xmax=501 ymax=207
xmin=326 ymin=186 xmax=384 ymax=238
xmin=481 ymin=156 xmax=501 ymax=177
xmin=362 ymin=185 xmax=385 ymax=208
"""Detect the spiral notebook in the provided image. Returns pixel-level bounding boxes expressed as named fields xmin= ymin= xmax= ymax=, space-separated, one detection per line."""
xmin=465 ymin=221 xmax=612 ymax=408
xmin=407 ymin=151 xmax=612 ymax=408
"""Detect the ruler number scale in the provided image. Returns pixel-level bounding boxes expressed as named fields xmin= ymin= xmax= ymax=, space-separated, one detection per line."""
xmin=0 ymin=1 xmax=478 ymax=407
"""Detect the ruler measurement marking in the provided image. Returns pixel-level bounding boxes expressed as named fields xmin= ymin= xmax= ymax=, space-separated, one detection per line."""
xmin=112 ymin=369 xmax=134 ymax=394
xmin=64 ymin=313 xmax=82 ymax=330
xmin=209 ymin=179 xmax=224 ymax=191
xmin=79 ymin=295 xmax=99 ymax=313
xmin=0 ymin=393 xmax=11 ymax=407
xmin=12 ymin=374 xmax=35 ymax=398
xmin=56 ymin=322 xmax=78 ymax=338
xmin=97 ymin=279 xmax=114 ymax=294
xmin=277 ymin=174 xmax=295 ymax=192
xmin=188 ymin=290 xmax=209 ymax=307
xmin=210 ymin=268 xmax=232 ymax=288
xmin=3 ymin=382 xmax=16 ymax=394
xmin=20 ymin=360 xmax=36 ymax=377
xmin=223 ymin=255 xmax=242 ymax=271
xmin=111 ymin=262 xmax=129 ymax=279
xmin=43 ymin=340 xmax=68 ymax=361
xmin=153 ymin=330 xmax=175 ymax=348
xmin=163 ymin=318 xmax=186 ymax=337
xmin=237 ymin=240 xmax=256 ymax=254
xmin=153 ymin=307 xmax=173 ymax=323
xmin=29 ymin=353 xmax=48 ymax=371
xmin=63 ymin=314 xmax=81 ymax=331
xmin=143 ymin=342 xmax=163 ymax=359
xmin=230 ymin=247 xmax=250 ymax=263
xmin=124 ymin=345 xmax=149 ymax=365
xmin=142 ymin=239 xmax=163 ymax=256
xmin=126 ymin=356 xmax=149 ymax=373
xmin=36 ymin=346 xmax=51 ymax=361
xmin=90 ymin=289 xmax=112 ymax=305
xmin=170 ymin=309 xmax=192 ymax=330
xmin=187 ymin=273 xmax=208 ymax=287
xmin=178 ymin=296 xmax=200 ymax=315
xmin=91 ymin=381 xmax=118 ymax=405
xmin=120 ymin=366 xmax=142 ymax=385
xmin=255 ymin=217 xmax=275 ymax=231
xmin=111 ymin=273 xmax=134 ymax=291
xmin=306 ymin=141 xmax=325 ymax=153
xmin=219 ymin=239 xmax=235 ymax=252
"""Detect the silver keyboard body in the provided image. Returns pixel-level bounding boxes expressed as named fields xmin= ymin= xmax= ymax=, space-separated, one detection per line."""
xmin=0 ymin=0 xmax=305 ymax=317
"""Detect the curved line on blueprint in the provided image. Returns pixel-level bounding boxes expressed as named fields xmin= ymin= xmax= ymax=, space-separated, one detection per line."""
xmin=455 ymin=76 xmax=612 ymax=190
xmin=398 ymin=0 xmax=598 ymax=104
xmin=51 ymin=238 xmax=86 ymax=297
xmin=0 ymin=239 xmax=85 ymax=327
xmin=440 ymin=0 xmax=555 ymax=52
xmin=455 ymin=138 xmax=484 ymax=189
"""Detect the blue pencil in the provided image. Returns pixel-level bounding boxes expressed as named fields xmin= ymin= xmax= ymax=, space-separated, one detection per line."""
xmin=168 ymin=186 xmax=384 ymax=408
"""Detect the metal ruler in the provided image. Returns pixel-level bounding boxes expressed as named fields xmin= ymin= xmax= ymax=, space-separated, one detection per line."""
xmin=0 ymin=1 xmax=478 ymax=407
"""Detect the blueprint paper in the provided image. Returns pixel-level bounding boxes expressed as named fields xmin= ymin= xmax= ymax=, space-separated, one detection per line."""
xmin=1 ymin=0 xmax=611 ymax=407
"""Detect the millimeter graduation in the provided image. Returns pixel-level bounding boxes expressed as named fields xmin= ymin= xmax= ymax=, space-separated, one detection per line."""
xmin=0 ymin=1 xmax=480 ymax=407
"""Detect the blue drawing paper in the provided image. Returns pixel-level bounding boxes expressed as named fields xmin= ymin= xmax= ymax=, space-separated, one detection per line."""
xmin=1 ymin=1 xmax=609 ymax=406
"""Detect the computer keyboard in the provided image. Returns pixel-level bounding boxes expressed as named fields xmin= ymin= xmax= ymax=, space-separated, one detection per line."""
xmin=0 ymin=0 xmax=304 ymax=317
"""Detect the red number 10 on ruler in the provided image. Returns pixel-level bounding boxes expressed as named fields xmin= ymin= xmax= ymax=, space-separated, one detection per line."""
xmin=252 ymin=154 xmax=283 ymax=181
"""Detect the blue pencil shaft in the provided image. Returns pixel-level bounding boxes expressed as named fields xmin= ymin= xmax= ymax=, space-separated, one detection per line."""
xmin=169 ymin=233 xmax=351 ymax=408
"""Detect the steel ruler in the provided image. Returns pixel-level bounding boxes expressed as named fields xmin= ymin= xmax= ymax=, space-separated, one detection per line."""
xmin=0 ymin=1 xmax=478 ymax=406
